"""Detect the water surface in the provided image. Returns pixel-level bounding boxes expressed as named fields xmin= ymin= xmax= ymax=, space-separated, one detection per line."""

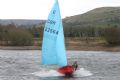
xmin=0 ymin=50 xmax=120 ymax=80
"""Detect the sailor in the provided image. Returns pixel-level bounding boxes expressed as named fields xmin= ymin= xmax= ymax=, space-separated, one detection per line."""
xmin=72 ymin=61 xmax=78 ymax=71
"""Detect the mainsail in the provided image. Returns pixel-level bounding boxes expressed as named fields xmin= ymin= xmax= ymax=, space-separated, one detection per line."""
xmin=41 ymin=0 xmax=67 ymax=66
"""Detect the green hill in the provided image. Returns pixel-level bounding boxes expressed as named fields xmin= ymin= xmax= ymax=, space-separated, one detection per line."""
xmin=63 ymin=7 xmax=120 ymax=27
xmin=63 ymin=7 xmax=120 ymax=37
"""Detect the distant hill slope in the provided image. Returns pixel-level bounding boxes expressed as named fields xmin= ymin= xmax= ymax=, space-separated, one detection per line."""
xmin=63 ymin=7 xmax=120 ymax=28
xmin=0 ymin=19 xmax=45 ymax=27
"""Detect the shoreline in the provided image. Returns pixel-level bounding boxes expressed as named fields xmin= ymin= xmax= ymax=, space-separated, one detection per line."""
xmin=0 ymin=45 xmax=120 ymax=52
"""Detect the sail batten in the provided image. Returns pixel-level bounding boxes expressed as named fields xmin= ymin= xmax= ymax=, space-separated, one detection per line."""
xmin=41 ymin=0 xmax=67 ymax=66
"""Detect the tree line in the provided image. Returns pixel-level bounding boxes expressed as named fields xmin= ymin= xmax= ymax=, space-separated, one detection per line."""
xmin=64 ymin=24 xmax=120 ymax=45
xmin=0 ymin=23 xmax=43 ymax=46
xmin=0 ymin=23 xmax=120 ymax=46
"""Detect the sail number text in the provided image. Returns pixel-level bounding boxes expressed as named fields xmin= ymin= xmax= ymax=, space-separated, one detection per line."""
xmin=47 ymin=19 xmax=56 ymax=25
xmin=45 ymin=27 xmax=59 ymax=35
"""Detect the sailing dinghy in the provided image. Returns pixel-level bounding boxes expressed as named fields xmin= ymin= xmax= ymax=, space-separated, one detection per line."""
xmin=32 ymin=0 xmax=93 ymax=77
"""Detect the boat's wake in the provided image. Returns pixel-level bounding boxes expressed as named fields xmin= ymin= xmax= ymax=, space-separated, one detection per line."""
xmin=31 ymin=68 xmax=93 ymax=77
xmin=73 ymin=68 xmax=93 ymax=77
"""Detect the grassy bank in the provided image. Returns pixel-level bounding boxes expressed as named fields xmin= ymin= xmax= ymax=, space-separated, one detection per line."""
xmin=65 ymin=37 xmax=120 ymax=51
xmin=0 ymin=37 xmax=120 ymax=51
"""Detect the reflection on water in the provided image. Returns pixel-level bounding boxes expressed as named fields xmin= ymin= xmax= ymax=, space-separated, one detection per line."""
xmin=0 ymin=50 xmax=120 ymax=80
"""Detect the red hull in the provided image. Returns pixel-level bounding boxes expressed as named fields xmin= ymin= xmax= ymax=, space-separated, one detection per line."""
xmin=57 ymin=66 xmax=75 ymax=77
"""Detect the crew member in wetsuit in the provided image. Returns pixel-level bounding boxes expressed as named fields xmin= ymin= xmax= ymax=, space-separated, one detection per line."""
xmin=72 ymin=61 xmax=78 ymax=71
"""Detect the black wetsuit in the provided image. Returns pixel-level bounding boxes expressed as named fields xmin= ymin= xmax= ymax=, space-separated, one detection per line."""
xmin=72 ymin=62 xmax=78 ymax=71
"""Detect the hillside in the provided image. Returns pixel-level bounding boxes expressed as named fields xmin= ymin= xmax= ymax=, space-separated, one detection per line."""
xmin=0 ymin=19 xmax=45 ymax=27
xmin=63 ymin=7 xmax=120 ymax=28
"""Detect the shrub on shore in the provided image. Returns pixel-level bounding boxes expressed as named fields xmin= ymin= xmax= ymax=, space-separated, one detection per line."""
xmin=8 ymin=28 xmax=33 ymax=46
xmin=103 ymin=26 xmax=120 ymax=45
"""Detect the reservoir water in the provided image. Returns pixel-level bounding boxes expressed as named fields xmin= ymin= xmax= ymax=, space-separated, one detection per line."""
xmin=0 ymin=50 xmax=120 ymax=80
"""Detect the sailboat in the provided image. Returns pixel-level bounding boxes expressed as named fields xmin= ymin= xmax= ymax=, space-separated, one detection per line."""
xmin=41 ymin=0 xmax=78 ymax=77
xmin=32 ymin=0 xmax=93 ymax=77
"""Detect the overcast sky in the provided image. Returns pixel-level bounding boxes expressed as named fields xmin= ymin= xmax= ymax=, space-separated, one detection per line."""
xmin=0 ymin=0 xmax=120 ymax=19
